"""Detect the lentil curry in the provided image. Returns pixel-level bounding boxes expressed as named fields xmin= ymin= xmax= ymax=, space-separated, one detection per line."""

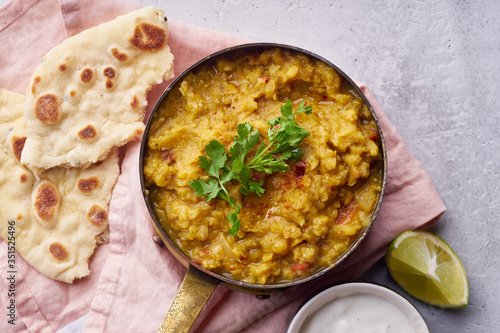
xmin=143 ymin=47 xmax=384 ymax=284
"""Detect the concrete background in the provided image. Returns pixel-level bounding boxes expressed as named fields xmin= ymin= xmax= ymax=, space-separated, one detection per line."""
xmin=2 ymin=0 xmax=499 ymax=332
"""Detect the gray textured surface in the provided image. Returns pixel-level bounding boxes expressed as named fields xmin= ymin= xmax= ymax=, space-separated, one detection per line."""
xmin=2 ymin=0 xmax=499 ymax=332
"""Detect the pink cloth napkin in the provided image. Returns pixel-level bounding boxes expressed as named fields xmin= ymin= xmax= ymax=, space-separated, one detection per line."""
xmin=0 ymin=0 xmax=446 ymax=332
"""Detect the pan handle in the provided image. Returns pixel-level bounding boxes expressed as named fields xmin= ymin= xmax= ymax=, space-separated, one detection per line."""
xmin=157 ymin=265 xmax=220 ymax=333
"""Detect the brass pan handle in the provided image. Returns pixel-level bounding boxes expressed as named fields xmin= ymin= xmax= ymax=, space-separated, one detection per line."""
xmin=157 ymin=265 xmax=220 ymax=333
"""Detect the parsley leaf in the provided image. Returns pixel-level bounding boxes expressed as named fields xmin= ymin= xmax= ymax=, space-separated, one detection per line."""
xmin=245 ymin=100 xmax=312 ymax=174
xmin=201 ymin=140 xmax=228 ymax=177
xmin=189 ymin=140 xmax=240 ymax=234
xmin=227 ymin=203 xmax=241 ymax=237
xmin=229 ymin=123 xmax=261 ymax=173
xmin=238 ymin=166 xmax=265 ymax=196
xmin=190 ymin=177 xmax=221 ymax=202
xmin=189 ymin=100 xmax=312 ymax=237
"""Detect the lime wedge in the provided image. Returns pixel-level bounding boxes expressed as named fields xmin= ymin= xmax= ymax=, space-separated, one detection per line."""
xmin=384 ymin=230 xmax=469 ymax=308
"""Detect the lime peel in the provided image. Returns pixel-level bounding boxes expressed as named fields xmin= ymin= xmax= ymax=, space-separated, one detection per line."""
xmin=384 ymin=230 xmax=469 ymax=308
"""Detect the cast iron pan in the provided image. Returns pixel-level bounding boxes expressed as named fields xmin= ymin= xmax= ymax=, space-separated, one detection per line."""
xmin=139 ymin=43 xmax=387 ymax=333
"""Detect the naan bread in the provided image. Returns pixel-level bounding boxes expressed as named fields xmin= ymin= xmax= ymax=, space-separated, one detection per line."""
xmin=0 ymin=89 xmax=119 ymax=283
xmin=21 ymin=6 xmax=174 ymax=172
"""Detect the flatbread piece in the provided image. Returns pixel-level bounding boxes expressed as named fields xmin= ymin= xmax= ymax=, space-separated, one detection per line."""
xmin=21 ymin=6 xmax=174 ymax=172
xmin=0 ymin=89 xmax=119 ymax=283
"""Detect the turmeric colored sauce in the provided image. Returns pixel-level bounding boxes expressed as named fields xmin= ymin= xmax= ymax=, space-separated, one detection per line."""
xmin=144 ymin=48 xmax=383 ymax=284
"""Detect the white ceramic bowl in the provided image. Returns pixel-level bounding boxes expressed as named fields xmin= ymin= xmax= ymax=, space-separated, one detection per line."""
xmin=287 ymin=282 xmax=429 ymax=333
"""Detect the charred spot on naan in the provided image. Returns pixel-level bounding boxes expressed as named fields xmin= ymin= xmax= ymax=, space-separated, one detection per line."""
xmin=77 ymin=176 xmax=100 ymax=193
xmin=59 ymin=64 xmax=67 ymax=71
xmin=81 ymin=68 xmax=94 ymax=83
xmin=35 ymin=94 xmax=60 ymax=124
xmin=49 ymin=242 xmax=69 ymax=261
xmin=32 ymin=181 xmax=60 ymax=226
xmin=111 ymin=47 xmax=128 ymax=62
xmin=31 ymin=76 xmax=41 ymax=94
xmin=20 ymin=173 xmax=28 ymax=183
xmin=104 ymin=66 xmax=117 ymax=89
xmin=105 ymin=79 xmax=114 ymax=89
xmin=130 ymin=95 xmax=140 ymax=109
xmin=78 ymin=125 xmax=97 ymax=140
xmin=130 ymin=22 xmax=166 ymax=51
xmin=11 ymin=136 xmax=27 ymax=163
xmin=103 ymin=66 xmax=117 ymax=78
xmin=128 ymin=128 xmax=144 ymax=141
xmin=87 ymin=205 xmax=108 ymax=228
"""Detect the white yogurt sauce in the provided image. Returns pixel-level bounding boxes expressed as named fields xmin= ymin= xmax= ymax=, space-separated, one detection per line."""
xmin=299 ymin=293 xmax=416 ymax=333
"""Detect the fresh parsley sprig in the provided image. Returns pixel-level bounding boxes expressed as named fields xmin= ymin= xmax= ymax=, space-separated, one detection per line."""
xmin=188 ymin=140 xmax=241 ymax=236
xmin=189 ymin=99 xmax=312 ymax=236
